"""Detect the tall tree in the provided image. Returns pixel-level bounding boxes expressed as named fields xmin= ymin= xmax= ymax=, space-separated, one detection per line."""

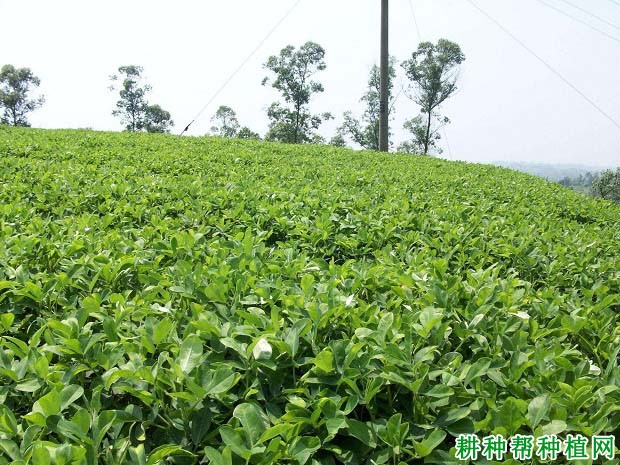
xmin=338 ymin=58 xmax=396 ymax=150
xmin=0 ymin=65 xmax=45 ymax=127
xmin=109 ymin=65 xmax=173 ymax=133
xmin=401 ymin=39 xmax=465 ymax=155
xmin=262 ymin=42 xmax=331 ymax=144
xmin=210 ymin=105 xmax=241 ymax=137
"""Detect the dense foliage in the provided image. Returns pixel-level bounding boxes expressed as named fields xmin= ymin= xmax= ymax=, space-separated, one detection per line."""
xmin=0 ymin=127 xmax=619 ymax=465
xmin=593 ymin=169 xmax=620 ymax=203
xmin=0 ymin=65 xmax=45 ymax=127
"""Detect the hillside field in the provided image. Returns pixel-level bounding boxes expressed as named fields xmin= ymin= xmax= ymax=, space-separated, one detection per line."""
xmin=0 ymin=127 xmax=619 ymax=464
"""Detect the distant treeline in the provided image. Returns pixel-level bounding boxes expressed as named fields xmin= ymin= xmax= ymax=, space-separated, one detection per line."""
xmin=558 ymin=170 xmax=620 ymax=202
xmin=0 ymin=39 xmax=466 ymax=156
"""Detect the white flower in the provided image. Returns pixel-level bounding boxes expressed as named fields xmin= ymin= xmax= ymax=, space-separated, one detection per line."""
xmin=253 ymin=338 xmax=272 ymax=360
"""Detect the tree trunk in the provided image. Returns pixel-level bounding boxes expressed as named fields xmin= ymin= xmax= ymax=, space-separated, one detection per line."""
xmin=294 ymin=101 xmax=301 ymax=144
xmin=424 ymin=111 xmax=432 ymax=154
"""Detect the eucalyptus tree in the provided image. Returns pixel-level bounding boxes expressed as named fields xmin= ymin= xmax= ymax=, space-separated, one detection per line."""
xmin=401 ymin=39 xmax=465 ymax=155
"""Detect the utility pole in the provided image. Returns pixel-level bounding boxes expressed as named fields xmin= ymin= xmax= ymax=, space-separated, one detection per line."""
xmin=379 ymin=0 xmax=389 ymax=152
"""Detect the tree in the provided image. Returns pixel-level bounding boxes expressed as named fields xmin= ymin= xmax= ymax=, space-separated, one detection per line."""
xmin=592 ymin=168 xmax=620 ymax=202
xmin=144 ymin=105 xmax=174 ymax=133
xmin=237 ymin=127 xmax=261 ymax=140
xmin=329 ymin=133 xmax=347 ymax=147
xmin=110 ymin=65 xmax=173 ymax=133
xmin=262 ymin=42 xmax=331 ymax=144
xmin=338 ymin=58 xmax=396 ymax=150
xmin=0 ymin=65 xmax=45 ymax=127
xmin=210 ymin=105 xmax=241 ymax=137
xmin=398 ymin=115 xmax=449 ymax=155
xmin=210 ymin=106 xmax=261 ymax=139
xmin=401 ymin=39 xmax=465 ymax=155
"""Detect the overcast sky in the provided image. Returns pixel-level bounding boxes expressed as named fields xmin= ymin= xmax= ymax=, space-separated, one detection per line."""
xmin=2 ymin=0 xmax=619 ymax=166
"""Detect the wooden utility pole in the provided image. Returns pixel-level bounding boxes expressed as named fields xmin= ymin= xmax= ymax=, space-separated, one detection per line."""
xmin=379 ymin=0 xmax=389 ymax=152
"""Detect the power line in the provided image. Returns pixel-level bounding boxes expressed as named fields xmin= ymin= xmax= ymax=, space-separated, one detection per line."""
xmin=556 ymin=0 xmax=620 ymax=31
xmin=534 ymin=0 xmax=620 ymax=44
xmin=408 ymin=0 xmax=422 ymax=42
xmin=407 ymin=0 xmax=453 ymax=159
xmin=465 ymin=0 xmax=620 ymax=133
xmin=442 ymin=128 xmax=454 ymax=160
xmin=179 ymin=0 xmax=303 ymax=136
xmin=608 ymin=0 xmax=620 ymax=7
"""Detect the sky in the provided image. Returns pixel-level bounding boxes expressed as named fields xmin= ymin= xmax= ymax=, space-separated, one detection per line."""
xmin=1 ymin=0 xmax=619 ymax=167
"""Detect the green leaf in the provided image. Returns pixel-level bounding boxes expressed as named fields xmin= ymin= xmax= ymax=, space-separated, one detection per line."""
xmin=414 ymin=429 xmax=447 ymax=457
xmin=260 ymin=423 xmax=294 ymax=443
xmin=203 ymin=447 xmax=232 ymax=465
xmin=32 ymin=389 xmax=61 ymax=417
xmin=492 ymin=397 xmax=527 ymax=436
xmin=0 ymin=313 xmax=15 ymax=330
xmin=15 ymin=378 xmax=43 ymax=392
xmin=220 ymin=426 xmax=251 ymax=460
xmin=31 ymin=443 xmax=51 ymax=465
xmin=146 ymin=445 xmax=193 ymax=465
xmin=528 ymin=394 xmax=550 ymax=429
xmin=301 ymin=274 xmax=314 ymax=296
xmin=346 ymin=419 xmax=376 ymax=447
xmin=232 ymin=403 xmax=267 ymax=447
xmin=314 ymin=349 xmax=334 ymax=373
xmin=204 ymin=368 xmax=236 ymax=395
xmin=191 ymin=408 xmax=212 ymax=445
xmin=0 ymin=440 xmax=22 ymax=462
xmin=177 ymin=336 xmax=203 ymax=374
xmin=129 ymin=444 xmax=147 ymax=465
xmin=423 ymin=385 xmax=454 ymax=398
xmin=0 ymin=406 xmax=17 ymax=437
xmin=60 ymin=385 xmax=84 ymax=411
xmin=434 ymin=407 xmax=471 ymax=427
xmin=289 ymin=437 xmax=320 ymax=465
xmin=463 ymin=358 xmax=492 ymax=385
xmin=446 ymin=418 xmax=475 ymax=436
xmin=541 ymin=420 xmax=567 ymax=435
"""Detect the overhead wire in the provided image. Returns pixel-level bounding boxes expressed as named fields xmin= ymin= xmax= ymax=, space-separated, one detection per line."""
xmin=534 ymin=0 xmax=620 ymax=44
xmin=408 ymin=0 xmax=423 ymax=42
xmin=179 ymin=0 xmax=303 ymax=136
xmin=555 ymin=0 xmax=620 ymax=31
xmin=465 ymin=0 xmax=620 ymax=133
xmin=406 ymin=0 xmax=454 ymax=159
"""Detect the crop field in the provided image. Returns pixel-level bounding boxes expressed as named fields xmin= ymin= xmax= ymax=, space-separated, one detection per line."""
xmin=0 ymin=127 xmax=619 ymax=465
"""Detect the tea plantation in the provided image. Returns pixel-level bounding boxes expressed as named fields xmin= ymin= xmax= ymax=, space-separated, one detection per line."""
xmin=0 ymin=127 xmax=619 ymax=465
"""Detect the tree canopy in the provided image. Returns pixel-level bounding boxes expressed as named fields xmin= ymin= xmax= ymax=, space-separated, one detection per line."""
xmin=0 ymin=65 xmax=45 ymax=127
xmin=401 ymin=39 xmax=465 ymax=155
xmin=262 ymin=42 xmax=331 ymax=144
xmin=110 ymin=65 xmax=173 ymax=133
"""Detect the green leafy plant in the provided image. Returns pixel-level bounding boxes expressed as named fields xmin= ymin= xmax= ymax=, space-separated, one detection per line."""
xmin=0 ymin=126 xmax=619 ymax=464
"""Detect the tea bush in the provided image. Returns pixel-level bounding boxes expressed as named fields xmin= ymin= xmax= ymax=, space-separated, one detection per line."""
xmin=0 ymin=127 xmax=618 ymax=464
